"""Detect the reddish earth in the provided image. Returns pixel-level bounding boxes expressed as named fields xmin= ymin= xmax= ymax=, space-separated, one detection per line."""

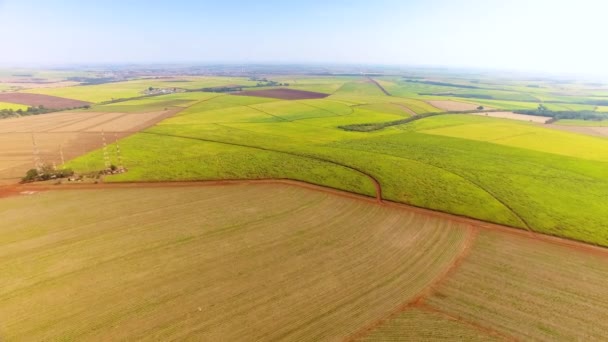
xmin=0 ymin=93 xmax=90 ymax=109
xmin=232 ymin=88 xmax=329 ymax=100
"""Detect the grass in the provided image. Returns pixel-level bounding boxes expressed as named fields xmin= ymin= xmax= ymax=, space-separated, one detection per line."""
xmin=0 ymin=185 xmax=469 ymax=340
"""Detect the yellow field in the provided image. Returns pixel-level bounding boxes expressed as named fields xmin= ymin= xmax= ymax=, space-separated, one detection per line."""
xmin=0 ymin=101 xmax=28 ymax=111
xmin=421 ymin=115 xmax=608 ymax=161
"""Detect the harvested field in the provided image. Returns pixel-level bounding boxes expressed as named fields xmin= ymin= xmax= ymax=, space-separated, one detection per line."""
xmin=0 ymin=108 xmax=179 ymax=183
xmin=472 ymin=111 xmax=552 ymax=123
xmin=426 ymin=230 xmax=608 ymax=340
xmin=545 ymin=124 xmax=608 ymax=138
xmin=2 ymin=182 xmax=608 ymax=340
xmin=0 ymin=184 xmax=470 ymax=341
xmin=427 ymin=100 xmax=488 ymax=112
xmin=233 ymin=88 xmax=329 ymax=100
xmin=0 ymin=93 xmax=90 ymax=109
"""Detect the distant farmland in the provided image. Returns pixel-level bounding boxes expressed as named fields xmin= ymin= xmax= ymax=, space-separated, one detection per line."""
xmin=0 ymin=93 xmax=90 ymax=109
xmin=2 ymin=183 xmax=608 ymax=340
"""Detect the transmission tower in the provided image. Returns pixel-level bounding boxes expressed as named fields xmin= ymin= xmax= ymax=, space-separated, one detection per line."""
xmin=101 ymin=130 xmax=111 ymax=169
xmin=31 ymin=132 xmax=42 ymax=172
xmin=59 ymin=144 xmax=65 ymax=168
xmin=114 ymin=132 xmax=123 ymax=169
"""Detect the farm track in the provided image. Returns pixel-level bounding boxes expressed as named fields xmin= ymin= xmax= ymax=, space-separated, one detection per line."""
xmin=367 ymin=77 xmax=391 ymax=96
xmin=140 ymin=131 xmax=384 ymax=202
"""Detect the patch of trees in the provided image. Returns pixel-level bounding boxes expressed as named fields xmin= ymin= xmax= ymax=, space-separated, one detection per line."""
xmin=339 ymin=112 xmax=447 ymax=132
xmin=0 ymin=104 xmax=91 ymax=119
xmin=22 ymin=164 xmax=74 ymax=183
xmin=515 ymin=104 xmax=608 ymax=121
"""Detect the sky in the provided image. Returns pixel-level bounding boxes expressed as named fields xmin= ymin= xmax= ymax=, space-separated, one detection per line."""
xmin=0 ymin=0 xmax=606 ymax=75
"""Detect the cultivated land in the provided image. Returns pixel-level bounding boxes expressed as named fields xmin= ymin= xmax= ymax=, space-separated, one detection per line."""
xmin=0 ymin=93 xmax=90 ymax=109
xmin=234 ymin=88 xmax=330 ymax=100
xmin=2 ymin=71 xmax=608 ymax=339
xmin=0 ymin=107 xmax=180 ymax=183
xmin=59 ymin=77 xmax=608 ymax=246
xmin=2 ymin=183 xmax=608 ymax=340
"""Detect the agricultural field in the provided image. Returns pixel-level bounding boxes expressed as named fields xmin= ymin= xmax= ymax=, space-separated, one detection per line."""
xmin=24 ymin=77 xmax=259 ymax=103
xmin=2 ymin=183 xmax=608 ymax=340
xmin=60 ymin=77 xmax=608 ymax=246
xmin=0 ymin=100 xmax=183 ymax=183
xmin=0 ymin=93 xmax=90 ymax=109
xmin=0 ymin=101 xmax=28 ymax=111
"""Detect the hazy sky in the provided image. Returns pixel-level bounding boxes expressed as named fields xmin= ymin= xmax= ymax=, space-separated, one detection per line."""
xmin=0 ymin=0 xmax=605 ymax=74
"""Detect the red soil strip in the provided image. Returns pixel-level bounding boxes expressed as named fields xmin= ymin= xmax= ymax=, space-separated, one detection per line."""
xmin=0 ymin=93 xmax=91 ymax=109
xmin=232 ymin=88 xmax=329 ymax=100
xmin=416 ymin=303 xmax=518 ymax=341
xmin=343 ymin=226 xmax=478 ymax=341
xmin=3 ymin=179 xmax=607 ymax=258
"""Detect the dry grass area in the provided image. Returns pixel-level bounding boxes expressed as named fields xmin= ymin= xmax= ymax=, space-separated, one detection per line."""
xmin=427 ymin=100 xmax=487 ymax=112
xmin=472 ymin=111 xmax=552 ymax=123
xmin=0 ymin=184 xmax=469 ymax=341
xmin=0 ymin=108 xmax=178 ymax=183
xmin=426 ymin=230 xmax=608 ymax=340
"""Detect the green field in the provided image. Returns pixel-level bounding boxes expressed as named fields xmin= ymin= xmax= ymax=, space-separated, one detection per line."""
xmin=64 ymin=77 xmax=608 ymax=246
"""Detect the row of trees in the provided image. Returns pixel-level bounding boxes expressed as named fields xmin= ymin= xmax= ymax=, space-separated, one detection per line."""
xmin=0 ymin=104 xmax=90 ymax=119
xmin=515 ymin=104 xmax=607 ymax=121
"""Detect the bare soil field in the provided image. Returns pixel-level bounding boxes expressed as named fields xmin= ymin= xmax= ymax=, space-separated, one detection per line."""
xmin=427 ymin=100 xmax=488 ymax=112
xmin=0 ymin=93 xmax=90 ymax=109
xmin=472 ymin=111 xmax=552 ymax=123
xmin=233 ymin=88 xmax=329 ymax=100
xmin=0 ymin=108 xmax=179 ymax=183
xmin=545 ymin=124 xmax=608 ymax=138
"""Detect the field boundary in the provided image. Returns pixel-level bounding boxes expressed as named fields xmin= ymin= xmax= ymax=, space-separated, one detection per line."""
xmin=367 ymin=77 xmax=391 ymax=96
xmin=4 ymin=179 xmax=608 ymax=256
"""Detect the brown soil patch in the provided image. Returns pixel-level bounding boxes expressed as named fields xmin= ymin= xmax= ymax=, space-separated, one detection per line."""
xmin=233 ymin=88 xmax=329 ymax=100
xmin=427 ymin=100 xmax=489 ymax=112
xmin=473 ymin=111 xmax=552 ymax=123
xmin=545 ymin=124 xmax=608 ymax=138
xmin=0 ymin=93 xmax=90 ymax=109
xmin=0 ymin=108 xmax=180 ymax=184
